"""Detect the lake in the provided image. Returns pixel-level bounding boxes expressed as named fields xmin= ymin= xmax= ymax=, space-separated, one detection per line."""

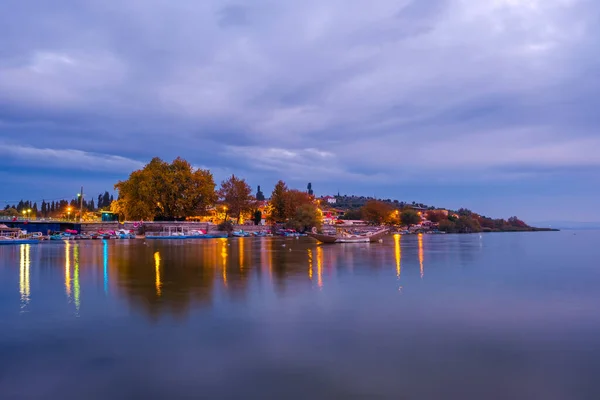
xmin=1 ymin=232 xmax=599 ymax=399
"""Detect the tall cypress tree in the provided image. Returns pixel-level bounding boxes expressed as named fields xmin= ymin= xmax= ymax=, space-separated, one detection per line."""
xmin=102 ymin=192 xmax=110 ymax=208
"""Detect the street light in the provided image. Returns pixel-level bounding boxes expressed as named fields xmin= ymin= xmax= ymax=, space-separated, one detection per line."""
xmin=22 ymin=210 xmax=26 ymax=219
xmin=27 ymin=209 xmax=31 ymax=220
xmin=67 ymin=207 xmax=72 ymax=221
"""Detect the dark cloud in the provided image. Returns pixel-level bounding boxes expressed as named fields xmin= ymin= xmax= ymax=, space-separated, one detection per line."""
xmin=0 ymin=0 xmax=599 ymax=219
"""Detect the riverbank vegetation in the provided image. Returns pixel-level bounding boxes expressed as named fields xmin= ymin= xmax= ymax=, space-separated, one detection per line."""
xmin=4 ymin=157 xmax=553 ymax=233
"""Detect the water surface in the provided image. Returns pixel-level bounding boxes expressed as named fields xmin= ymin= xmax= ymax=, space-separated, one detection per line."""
xmin=1 ymin=232 xmax=599 ymax=399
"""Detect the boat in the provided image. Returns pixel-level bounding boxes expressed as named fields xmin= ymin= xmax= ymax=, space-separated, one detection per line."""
xmin=0 ymin=237 xmax=39 ymax=245
xmin=146 ymin=226 xmax=228 ymax=239
xmin=307 ymin=227 xmax=389 ymax=244
xmin=0 ymin=225 xmax=40 ymax=245
xmin=116 ymin=229 xmax=136 ymax=239
xmin=231 ymin=230 xmax=251 ymax=237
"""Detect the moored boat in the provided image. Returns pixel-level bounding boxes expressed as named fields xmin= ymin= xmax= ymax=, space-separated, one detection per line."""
xmin=146 ymin=226 xmax=228 ymax=239
xmin=307 ymin=227 xmax=389 ymax=244
xmin=231 ymin=230 xmax=251 ymax=237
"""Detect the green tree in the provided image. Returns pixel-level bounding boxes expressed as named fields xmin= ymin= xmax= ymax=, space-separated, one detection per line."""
xmin=287 ymin=203 xmax=322 ymax=232
xmin=256 ymin=185 xmax=265 ymax=201
xmin=252 ymin=210 xmax=262 ymax=225
xmin=438 ymin=219 xmax=456 ymax=233
xmin=400 ymin=209 xmax=421 ymax=227
xmin=455 ymin=216 xmax=482 ymax=233
xmin=102 ymin=191 xmax=111 ymax=209
xmin=339 ymin=208 xmax=362 ymax=220
xmin=218 ymin=174 xmax=255 ymax=224
xmin=113 ymin=157 xmax=216 ymax=221
xmin=0 ymin=207 xmax=19 ymax=217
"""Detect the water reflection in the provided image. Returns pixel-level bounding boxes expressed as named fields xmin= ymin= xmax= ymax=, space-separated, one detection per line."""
xmin=154 ymin=251 xmax=162 ymax=297
xmin=221 ymin=238 xmax=228 ymax=287
xmin=239 ymin=238 xmax=244 ymax=270
xmin=103 ymin=240 xmax=109 ymax=294
xmin=307 ymin=248 xmax=313 ymax=281
xmin=74 ymin=244 xmax=80 ymax=312
xmin=2 ymin=226 xmax=599 ymax=399
xmin=394 ymin=234 xmax=401 ymax=279
xmin=316 ymin=246 xmax=323 ymax=288
xmin=16 ymin=237 xmax=433 ymax=319
xmin=418 ymin=234 xmax=424 ymax=279
xmin=19 ymin=244 xmax=31 ymax=309
xmin=65 ymin=241 xmax=71 ymax=298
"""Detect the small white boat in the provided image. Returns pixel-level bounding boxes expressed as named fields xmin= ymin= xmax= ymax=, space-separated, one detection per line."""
xmin=307 ymin=227 xmax=389 ymax=244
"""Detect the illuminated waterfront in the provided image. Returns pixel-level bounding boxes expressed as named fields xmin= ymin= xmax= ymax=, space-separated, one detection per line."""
xmin=1 ymin=232 xmax=600 ymax=399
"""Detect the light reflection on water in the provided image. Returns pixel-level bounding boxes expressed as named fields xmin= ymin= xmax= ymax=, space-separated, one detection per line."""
xmin=19 ymin=244 xmax=30 ymax=309
xmin=154 ymin=251 xmax=161 ymax=297
xmin=64 ymin=241 xmax=71 ymax=298
xmin=103 ymin=240 xmax=109 ymax=294
xmin=1 ymin=233 xmax=600 ymax=399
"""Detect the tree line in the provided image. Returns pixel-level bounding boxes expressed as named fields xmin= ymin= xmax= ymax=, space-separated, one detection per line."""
xmin=111 ymin=157 xmax=321 ymax=230
xmin=1 ymin=191 xmax=114 ymax=219
xmin=347 ymin=200 xmax=532 ymax=233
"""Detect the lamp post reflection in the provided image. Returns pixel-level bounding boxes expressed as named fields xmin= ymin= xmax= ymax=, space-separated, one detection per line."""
xmin=154 ymin=251 xmax=161 ymax=296
xmin=19 ymin=244 xmax=31 ymax=309
xmin=239 ymin=237 xmax=244 ymax=270
xmin=220 ymin=238 xmax=228 ymax=287
xmin=65 ymin=241 xmax=71 ymax=298
xmin=74 ymin=244 xmax=80 ymax=312
xmin=307 ymin=248 xmax=313 ymax=281
xmin=316 ymin=246 xmax=323 ymax=289
xmin=394 ymin=234 xmax=402 ymax=279
xmin=418 ymin=234 xmax=424 ymax=279
xmin=103 ymin=240 xmax=109 ymax=294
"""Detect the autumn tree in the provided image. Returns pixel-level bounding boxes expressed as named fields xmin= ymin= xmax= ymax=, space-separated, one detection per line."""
xmin=400 ymin=209 xmax=421 ymax=227
xmin=425 ymin=210 xmax=447 ymax=223
xmin=507 ymin=216 xmax=528 ymax=228
xmin=361 ymin=200 xmax=393 ymax=225
xmin=113 ymin=157 xmax=216 ymax=221
xmin=285 ymin=189 xmax=313 ymax=218
xmin=269 ymin=180 xmax=289 ymax=223
xmin=218 ymin=174 xmax=255 ymax=224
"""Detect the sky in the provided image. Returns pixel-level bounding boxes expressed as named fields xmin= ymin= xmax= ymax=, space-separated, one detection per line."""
xmin=1 ymin=0 xmax=599 ymax=223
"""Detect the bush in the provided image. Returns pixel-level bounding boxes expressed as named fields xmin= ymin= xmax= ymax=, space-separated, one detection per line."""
xmin=217 ymin=221 xmax=234 ymax=232
xmin=438 ymin=219 xmax=456 ymax=233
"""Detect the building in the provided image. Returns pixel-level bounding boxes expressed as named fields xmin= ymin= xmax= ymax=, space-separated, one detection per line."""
xmin=321 ymin=196 xmax=337 ymax=205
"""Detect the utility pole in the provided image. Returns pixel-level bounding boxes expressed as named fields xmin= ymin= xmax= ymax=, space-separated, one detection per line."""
xmin=79 ymin=186 xmax=84 ymax=222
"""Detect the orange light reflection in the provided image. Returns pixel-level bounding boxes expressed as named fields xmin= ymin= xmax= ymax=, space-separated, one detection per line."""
xmin=316 ymin=246 xmax=323 ymax=288
xmin=394 ymin=234 xmax=401 ymax=279
xmin=154 ymin=251 xmax=162 ymax=296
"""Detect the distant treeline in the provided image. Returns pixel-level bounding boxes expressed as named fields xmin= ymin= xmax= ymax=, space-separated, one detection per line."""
xmin=1 ymin=191 xmax=114 ymax=218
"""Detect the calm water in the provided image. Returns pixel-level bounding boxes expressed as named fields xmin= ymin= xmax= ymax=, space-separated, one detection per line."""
xmin=1 ymin=232 xmax=600 ymax=399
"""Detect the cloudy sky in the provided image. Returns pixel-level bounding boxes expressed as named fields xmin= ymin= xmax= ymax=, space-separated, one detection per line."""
xmin=1 ymin=0 xmax=599 ymax=223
